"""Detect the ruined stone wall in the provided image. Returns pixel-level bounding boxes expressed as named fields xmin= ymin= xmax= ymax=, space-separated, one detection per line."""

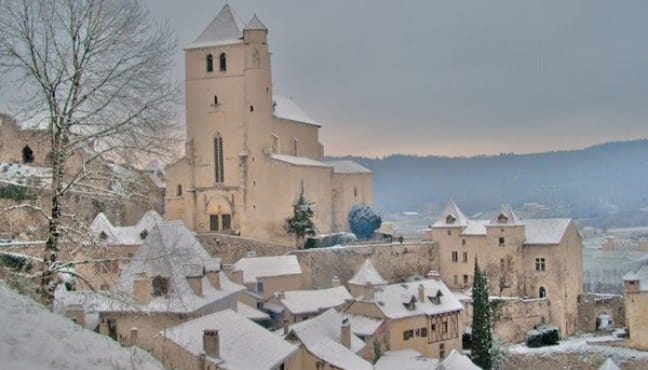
xmin=292 ymin=241 xmax=439 ymax=289
xmin=577 ymin=293 xmax=625 ymax=332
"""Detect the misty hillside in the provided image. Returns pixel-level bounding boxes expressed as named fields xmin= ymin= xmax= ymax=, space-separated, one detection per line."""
xmin=329 ymin=140 xmax=648 ymax=226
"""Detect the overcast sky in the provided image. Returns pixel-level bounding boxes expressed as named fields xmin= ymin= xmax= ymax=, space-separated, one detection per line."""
xmin=4 ymin=1 xmax=648 ymax=157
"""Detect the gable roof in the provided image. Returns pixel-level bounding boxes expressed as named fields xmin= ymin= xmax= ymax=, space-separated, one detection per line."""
xmin=368 ymin=279 xmax=463 ymax=320
xmin=271 ymin=153 xmax=331 ymax=168
xmin=187 ymin=4 xmax=245 ymax=49
xmin=522 ymin=218 xmax=571 ymax=245
xmin=374 ymin=349 xmax=438 ymax=370
xmin=345 ymin=314 xmax=383 ymax=337
xmin=233 ymin=255 xmax=302 ymax=284
xmin=438 ymin=350 xmax=481 ymax=370
xmin=244 ymin=14 xmax=267 ymax=31
xmin=89 ymin=210 xmax=162 ymax=246
xmin=163 ymin=309 xmax=297 ymax=370
xmin=598 ymin=358 xmax=620 ymax=370
xmin=623 ymin=264 xmax=648 ymax=291
xmin=288 ymin=309 xmax=372 ymax=370
xmin=489 ymin=204 xmax=522 ymax=226
xmin=433 ymin=200 xmax=469 ymax=227
xmin=275 ymin=286 xmax=352 ymax=315
xmin=348 ymin=259 xmax=387 ymax=286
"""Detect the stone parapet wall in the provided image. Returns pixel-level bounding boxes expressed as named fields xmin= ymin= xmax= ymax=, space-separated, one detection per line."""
xmin=198 ymin=233 xmax=295 ymax=264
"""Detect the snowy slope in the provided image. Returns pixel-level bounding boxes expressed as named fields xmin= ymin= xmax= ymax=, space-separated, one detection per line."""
xmin=0 ymin=283 xmax=164 ymax=370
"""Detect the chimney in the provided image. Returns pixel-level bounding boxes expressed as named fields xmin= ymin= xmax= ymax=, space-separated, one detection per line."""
xmin=341 ymin=317 xmax=351 ymax=349
xmin=331 ymin=275 xmax=341 ymax=287
xmin=203 ymin=330 xmax=220 ymax=359
xmin=130 ymin=327 xmax=138 ymax=346
xmin=426 ymin=270 xmax=441 ymax=281
xmin=187 ymin=275 xmax=203 ymax=297
xmin=283 ymin=319 xmax=289 ymax=335
xmin=364 ymin=282 xmax=374 ymax=300
xmin=418 ymin=284 xmax=425 ymax=302
xmin=65 ymin=304 xmax=85 ymax=327
xmin=132 ymin=272 xmax=152 ymax=304
xmin=278 ymin=289 xmax=286 ymax=300
xmin=205 ymin=258 xmax=221 ymax=289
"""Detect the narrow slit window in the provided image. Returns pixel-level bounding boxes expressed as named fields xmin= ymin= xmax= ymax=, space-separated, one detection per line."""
xmin=214 ymin=134 xmax=224 ymax=183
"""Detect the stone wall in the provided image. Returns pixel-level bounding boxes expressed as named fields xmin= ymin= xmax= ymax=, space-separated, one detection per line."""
xmin=577 ymin=293 xmax=625 ymax=332
xmin=292 ymin=241 xmax=439 ymax=289
xmin=198 ymin=233 xmax=295 ymax=264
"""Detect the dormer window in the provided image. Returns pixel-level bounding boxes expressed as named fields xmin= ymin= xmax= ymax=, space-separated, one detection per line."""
xmin=446 ymin=215 xmax=456 ymax=224
xmin=139 ymin=229 xmax=148 ymax=240
xmin=152 ymin=275 xmax=169 ymax=297
xmin=403 ymin=296 xmax=417 ymax=311
xmin=497 ymin=214 xmax=508 ymax=224
xmin=206 ymin=54 xmax=213 ymax=72
xmin=99 ymin=231 xmax=108 ymax=240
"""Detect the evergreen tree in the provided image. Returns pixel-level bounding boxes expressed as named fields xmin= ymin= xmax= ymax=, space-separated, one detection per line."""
xmin=471 ymin=259 xmax=493 ymax=369
xmin=284 ymin=184 xmax=317 ymax=248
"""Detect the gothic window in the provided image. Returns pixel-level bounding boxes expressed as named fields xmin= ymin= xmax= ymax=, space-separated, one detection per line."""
xmin=539 ymin=286 xmax=547 ymax=298
xmin=219 ymin=53 xmax=227 ymax=71
xmin=22 ymin=145 xmax=34 ymax=163
xmin=206 ymin=54 xmax=213 ymax=72
xmin=214 ymin=134 xmax=224 ymax=183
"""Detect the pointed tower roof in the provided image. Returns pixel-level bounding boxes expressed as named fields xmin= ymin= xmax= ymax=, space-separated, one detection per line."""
xmin=244 ymin=14 xmax=267 ymax=31
xmin=433 ymin=200 xmax=469 ymax=227
xmin=187 ymin=4 xmax=245 ymax=49
xmin=348 ymin=259 xmax=387 ymax=286
xmin=489 ymin=204 xmax=522 ymax=226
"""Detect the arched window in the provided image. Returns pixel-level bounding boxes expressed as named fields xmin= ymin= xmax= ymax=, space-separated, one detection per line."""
xmin=214 ymin=134 xmax=224 ymax=183
xmin=539 ymin=286 xmax=546 ymax=298
xmin=219 ymin=53 xmax=227 ymax=71
xmin=22 ymin=145 xmax=34 ymax=163
xmin=206 ymin=54 xmax=213 ymax=72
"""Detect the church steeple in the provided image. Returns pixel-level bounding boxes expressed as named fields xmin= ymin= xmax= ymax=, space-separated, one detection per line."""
xmin=244 ymin=14 xmax=267 ymax=32
xmin=188 ymin=3 xmax=245 ymax=49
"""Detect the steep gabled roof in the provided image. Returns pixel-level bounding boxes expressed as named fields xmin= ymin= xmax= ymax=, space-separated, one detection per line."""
xmin=433 ymin=200 xmax=469 ymax=227
xmin=438 ymin=350 xmax=481 ymax=370
xmin=598 ymin=358 xmax=620 ymax=370
xmin=89 ymin=210 xmax=162 ymax=246
xmin=348 ymin=259 xmax=387 ymax=286
xmin=273 ymin=95 xmax=320 ymax=126
xmin=187 ymin=4 xmax=245 ymax=49
xmin=369 ymin=279 xmax=463 ymax=319
xmin=244 ymin=14 xmax=267 ymax=31
xmin=489 ymin=204 xmax=522 ymax=226
xmin=288 ymin=309 xmax=372 ymax=370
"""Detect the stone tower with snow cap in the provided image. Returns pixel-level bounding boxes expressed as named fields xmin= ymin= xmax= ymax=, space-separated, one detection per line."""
xmin=165 ymin=4 xmax=373 ymax=245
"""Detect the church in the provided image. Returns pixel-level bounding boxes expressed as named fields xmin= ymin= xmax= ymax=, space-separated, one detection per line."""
xmin=165 ymin=4 xmax=373 ymax=245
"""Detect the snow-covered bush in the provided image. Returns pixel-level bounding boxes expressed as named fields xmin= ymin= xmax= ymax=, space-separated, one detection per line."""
xmin=348 ymin=204 xmax=382 ymax=239
xmin=526 ymin=325 xmax=560 ymax=347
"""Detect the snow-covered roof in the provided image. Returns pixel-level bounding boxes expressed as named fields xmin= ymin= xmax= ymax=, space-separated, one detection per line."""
xmin=623 ymin=264 xmax=648 ymax=291
xmin=276 ymin=286 xmax=352 ymax=315
xmin=288 ymin=309 xmax=372 ymax=370
xmin=345 ymin=313 xmax=383 ymax=337
xmin=1 ymin=283 xmax=163 ymax=370
xmin=89 ymin=210 xmax=162 ymax=246
xmin=59 ymin=222 xmax=245 ymax=313
xmin=348 ymin=259 xmax=387 ymax=286
xmin=598 ymin=358 xmax=620 ymax=370
xmin=489 ymin=204 xmax=522 ymax=226
xmin=368 ymin=279 xmax=463 ymax=320
xmin=324 ymin=160 xmax=373 ymax=174
xmin=374 ymin=349 xmax=438 ymax=370
xmin=236 ymin=301 xmax=270 ymax=321
xmin=460 ymin=220 xmax=489 ymax=236
xmin=186 ymin=4 xmax=245 ymax=49
xmin=234 ymin=255 xmax=302 ymax=284
xmin=273 ymin=95 xmax=320 ymax=126
xmin=163 ymin=309 xmax=297 ymax=370
xmin=432 ymin=200 xmax=469 ymax=227
xmin=244 ymin=14 xmax=267 ymax=31
xmin=0 ymin=162 xmax=51 ymax=187
xmin=522 ymin=218 xmax=571 ymax=245
xmin=271 ymin=153 xmax=331 ymax=168
xmin=437 ymin=350 xmax=481 ymax=370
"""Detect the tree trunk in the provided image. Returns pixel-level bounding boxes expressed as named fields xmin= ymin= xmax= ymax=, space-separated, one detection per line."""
xmin=41 ymin=140 xmax=64 ymax=305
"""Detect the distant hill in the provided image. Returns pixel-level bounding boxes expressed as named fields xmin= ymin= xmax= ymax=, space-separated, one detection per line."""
xmin=328 ymin=140 xmax=648 ymax=226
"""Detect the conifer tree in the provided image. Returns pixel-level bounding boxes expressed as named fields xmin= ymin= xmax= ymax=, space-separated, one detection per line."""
xmin=284 ymin=183 xmax=317 ymax=248
xmin=471 ymin=259 xmax=493 ymax=369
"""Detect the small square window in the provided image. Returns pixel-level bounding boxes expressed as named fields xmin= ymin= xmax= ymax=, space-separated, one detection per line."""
xmin=499 ymin=237 xmax=505 ymax=246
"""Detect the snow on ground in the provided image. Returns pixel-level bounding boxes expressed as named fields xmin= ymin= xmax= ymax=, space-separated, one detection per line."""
xmin=505 ymin=333 xmax=648 ymax=361
xmin=0 ymin=283 xmax=164 ymax=370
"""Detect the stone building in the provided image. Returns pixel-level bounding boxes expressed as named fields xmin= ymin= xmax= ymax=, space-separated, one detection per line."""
xmin=623 ymin=264 xmax=648 ymax=350
xmin=265 ymin=285 xmax=353 ymax=326
xmin=164 ymin=4 xmax=373 ymax=245
xmin=345 ymin=277 xmax=464 ymax=359
xmin=233 ymin=254 xmax=304 ymax=308
xmin=425 ymin=200 xmax=583 ymax=338
xmin=55 ymin=221 xmax=245 ymax=352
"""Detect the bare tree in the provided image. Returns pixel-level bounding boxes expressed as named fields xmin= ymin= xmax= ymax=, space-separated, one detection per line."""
xmin=0 ymin=0 xmax=180 ymax=303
